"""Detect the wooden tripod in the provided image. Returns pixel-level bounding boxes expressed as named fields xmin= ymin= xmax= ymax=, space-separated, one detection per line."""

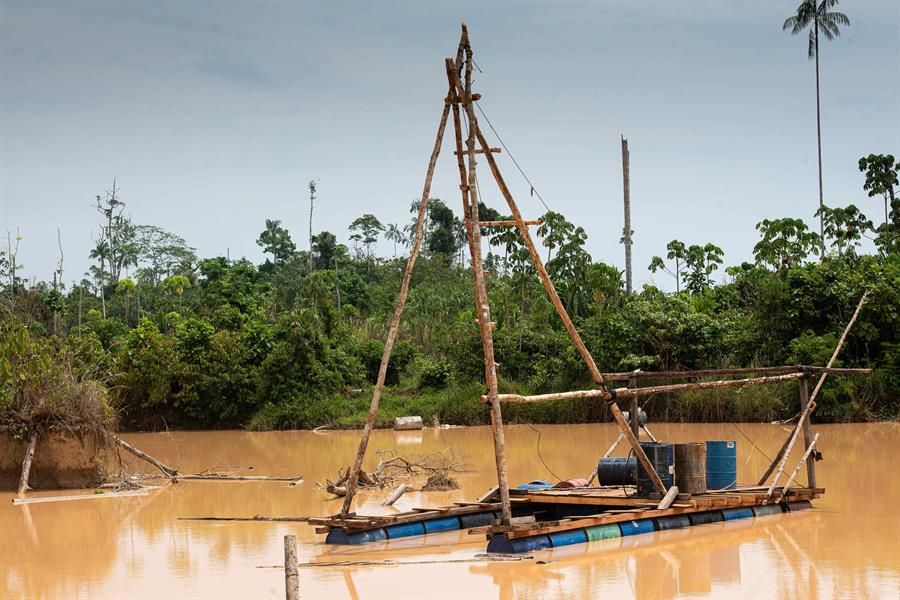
xmin=341 ymin=24 xmax=667 ymax=523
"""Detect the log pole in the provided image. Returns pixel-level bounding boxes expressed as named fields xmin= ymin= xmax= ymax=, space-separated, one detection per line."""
xmin=449 ymin=27 xmax=512 ymax=524
xmin=798 ymin=376 xmax=817 ymax=490
xmin=111 ymin=434 xmax=178 ymax=478
xmin=17 ymin=432 xmax=38 ymax=498
xmin=628 ymin=374 xmax=639 ymax=439
xmin=381 ymin=484 xmax=408 ymax=507
xmin=780 ymin=433 xmax=820 ymax=497
xmin=764 ymin=292 xmax=868 ymax=497
xmin=340 ymin=95 xmax=452 ymax=516
xmin=449 ymin=55 xmax=666 ymax=496
xmin=284 ymin=535 xmax=299 ymax=600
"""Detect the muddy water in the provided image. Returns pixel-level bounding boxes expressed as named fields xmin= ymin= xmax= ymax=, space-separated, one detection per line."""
xmin=1 ymin=423 xmax=897 ymax=599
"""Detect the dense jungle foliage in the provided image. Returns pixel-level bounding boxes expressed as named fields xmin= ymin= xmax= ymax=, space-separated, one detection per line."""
xmin=1 ymin=156 xmax=898 ymax=430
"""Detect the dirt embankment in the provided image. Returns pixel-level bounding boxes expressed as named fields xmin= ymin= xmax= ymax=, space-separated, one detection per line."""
xmin=0 ymin=429 xmax=106 ymax=490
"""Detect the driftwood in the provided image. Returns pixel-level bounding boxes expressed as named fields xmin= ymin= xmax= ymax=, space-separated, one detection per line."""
xmin=340 ymin=88 xmax=452 ymax=517
xmin=764 ymin=292 xmax=867 ymax=497
xmin=12 ymin=487 xmax=158 ymax=505
xmin=111 ymin=434 xmax=178 ymax=477
xmin=174 ymin=474 xmax=302 ymax=482
xmin=17 ymin=432 xmax=38 ymax=498
xmin=284 ymin=535 xmax=300 ymax=600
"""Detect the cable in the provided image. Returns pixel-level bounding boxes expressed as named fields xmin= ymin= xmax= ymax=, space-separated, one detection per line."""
xmin=528 ymin=424 xmax=563 ymax=481
xmin=731 ymin=422 xmax=774 ymax=464
xmin=473 ymin=101 xmax=552 ymax=213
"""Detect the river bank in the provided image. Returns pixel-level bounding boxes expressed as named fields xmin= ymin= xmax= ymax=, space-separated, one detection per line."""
xmin=2 ymin=422 xmax=897 ymax=598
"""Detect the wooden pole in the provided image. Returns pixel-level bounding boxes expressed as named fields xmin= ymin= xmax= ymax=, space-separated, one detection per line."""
xmin=452 ymin=63 xmax=666 ymax=496
xmin=628 ymin=373 xmax=639 ymax=439
xmin=764 ymin=292 xmax=868 ymax=496
xmin=780 ymin=433 xmax=820 ymax=497
xmin=17 ymin=432 xmax=38 ymax=498
xmin=111 ymin=434 xmax=178 ymax=478
xmin=449 ymin=28 xmax=512 ymax=524
xmin=340 ymin=97 xmax=452 ymax=516
xmin=284 ymin=535 xmax=299 ymax=600
xmin=621 ymin=135 xmax=632 ymax=295
xmin=798 ymin=376 xmax=817 ymax=490
xmin=487 ymin=372 xmax=805 ymax=404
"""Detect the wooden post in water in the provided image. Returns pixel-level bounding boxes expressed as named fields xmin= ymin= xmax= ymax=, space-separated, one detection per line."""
xmin=339 ymin=97 xmax=452 ymax=516
xmin=284 ymin=535 xmax=299 ymax=600
xmin=798 ymin=375 xmax=817 ymax=490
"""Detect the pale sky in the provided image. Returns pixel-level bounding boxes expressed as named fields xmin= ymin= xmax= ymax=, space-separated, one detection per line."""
xmin=1 ymin=1 xmax=898 ymax=291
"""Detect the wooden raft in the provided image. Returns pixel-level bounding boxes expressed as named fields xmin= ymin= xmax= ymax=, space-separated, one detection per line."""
xmin=477 ymin=486 xmax=823 ymax=540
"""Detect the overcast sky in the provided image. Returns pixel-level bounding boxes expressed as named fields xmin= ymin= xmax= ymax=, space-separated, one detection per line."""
xmin=1 ymin=1 xmax=898 ymax=291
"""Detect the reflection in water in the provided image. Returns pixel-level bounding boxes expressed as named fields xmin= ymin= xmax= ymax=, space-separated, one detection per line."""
xmin=1 ymin=423 xmax=897 ymax=598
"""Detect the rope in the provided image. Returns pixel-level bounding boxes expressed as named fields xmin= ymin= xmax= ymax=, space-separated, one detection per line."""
xmin=528 ymin=424 xmax=563 ymax=481
xmin=473 ymin=101 xmax=551 ymax=213
xmin=730 ymin=422 xmax=774 ymax=465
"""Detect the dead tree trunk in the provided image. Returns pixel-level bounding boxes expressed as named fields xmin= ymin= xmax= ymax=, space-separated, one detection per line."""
xmin=17 ymin=433 xmax=38 ymax=498
xmin=621 ymin=135 xmax=633 ymax=295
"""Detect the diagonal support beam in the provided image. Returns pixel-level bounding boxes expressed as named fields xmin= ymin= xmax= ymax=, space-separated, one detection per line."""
xmin=445 ymin=61 xmax=666 ymax=496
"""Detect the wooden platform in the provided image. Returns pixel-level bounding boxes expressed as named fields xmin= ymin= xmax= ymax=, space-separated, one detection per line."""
xmin=310 ymin=485 xmax=822 ymax=537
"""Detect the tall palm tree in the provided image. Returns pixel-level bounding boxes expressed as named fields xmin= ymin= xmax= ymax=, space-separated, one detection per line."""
xmin=783 ymin=0 xmax=849 ymax=260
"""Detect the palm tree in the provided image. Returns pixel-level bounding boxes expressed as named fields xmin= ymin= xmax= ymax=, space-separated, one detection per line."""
xmin=384 ymin=223 xmax=404 ymax=257
xmin=783 ymin=0 xmax=849 ymax=260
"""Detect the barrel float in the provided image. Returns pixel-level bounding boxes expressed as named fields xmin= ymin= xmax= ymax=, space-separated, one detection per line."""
xmin=596 ymin=457 xmax=637 ymax=486
xmin=674 ymin=442 xmax=707 ymax=494
xmin=655 ymin=514 xmax=691 ymax=531
xmin=689 ymin=510 xmax=724 ymax=526
xmin=326 ymin=528 xmax=387 ymax=545
xmin=786 ymin=500 xmax=812 ymax=512
xmin=705 ymin=441 xmax=737 ymax=490
xmin=636 ymin=442 xmax=675 ymax=497
xmin=585 ymin=524 xmax=621 ymax=542
xmin=721 ymin=507 xmax=754 ymax=521
xmin=459 ymin=511 xmax=500 ymax=529
xmin=423 ymin=516 xmax=461 ymax=533
xmin=487 ymin=534 xmax=552 ymax=553
xmin=618 ymin=519 xmax=656 ymax=537
xmin=549 ymin=529 xmax=588 ymax=547
xmin=385 ymin=522 xmax=426 ymax=539
xmin=752 ymin=504 xmax=784 ymax=517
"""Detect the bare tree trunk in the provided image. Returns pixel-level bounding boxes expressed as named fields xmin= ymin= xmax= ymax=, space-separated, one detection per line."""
xmin=17 ymin=433 xmax=38 ymax=498
xmin=621 ymin=135 xmax=633 ymax=294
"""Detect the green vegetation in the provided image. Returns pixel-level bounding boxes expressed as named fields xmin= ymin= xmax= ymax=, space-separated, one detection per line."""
xmin=1 ymin=154 xmax=898 ymax=431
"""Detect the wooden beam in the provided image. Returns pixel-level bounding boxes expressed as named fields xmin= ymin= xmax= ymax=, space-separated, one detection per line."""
xmin=600 ymin=365 xmax=872 ymax=382
xmin=798 ymin=376 xmax=817 ymax=490
xmin=454 ymin=147 xmax=501 ymax=156
xmin=448 ymin=56 xmax=666 ymax=497
xmin=284 ymin=535 xmax=299 ymax=600
xmin=486 ymin=372 xmax=805 ymax=404
xmin=340 ymin=91 xmax=453 ymax=516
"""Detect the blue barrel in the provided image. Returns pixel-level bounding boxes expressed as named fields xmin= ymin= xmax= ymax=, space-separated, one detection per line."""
xmin=549 ymin=529 xmax=588 ymax=547
xmin=655 ymin=514 xmax=691 ymax=531
xmin=585 ymin=524 xmax=621 ymax=541
xmin=424 ymin=516 xmax=461 ymax=533
xmin=460 ymin=511 xmax=500 ymax=528
xmin=786 ymin=500 xmax=812 ymax=512
xmin=326 ymin=528 xmax=387 ymax=545
xmin=706 ymin=441 xmax=737 ymax=490
xmin=689 ymin=511 xmax=724 ymax=526
xmin=637 ymin=442 xmax=675 ymax=497
xmin=516 ymin=480 xmax=554 ymax=491
xmin=618 ymin=519 xmax=656 ymax=537
xmin=597 ymin=457 xmax=637 ymax=486
xmin=752 ymin=504 xmax=784 ymax=517
xmin=487 ymin=534 xmax=551 ymax=553
xmin=385 ymin=522 xmax=425 ymax=539
xmin=722 ymin=507 xmax=754 ymax=521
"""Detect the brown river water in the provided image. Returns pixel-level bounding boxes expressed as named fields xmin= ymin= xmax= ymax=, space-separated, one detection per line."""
xmin=2 ymin=423 xmax=898 ymax=599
